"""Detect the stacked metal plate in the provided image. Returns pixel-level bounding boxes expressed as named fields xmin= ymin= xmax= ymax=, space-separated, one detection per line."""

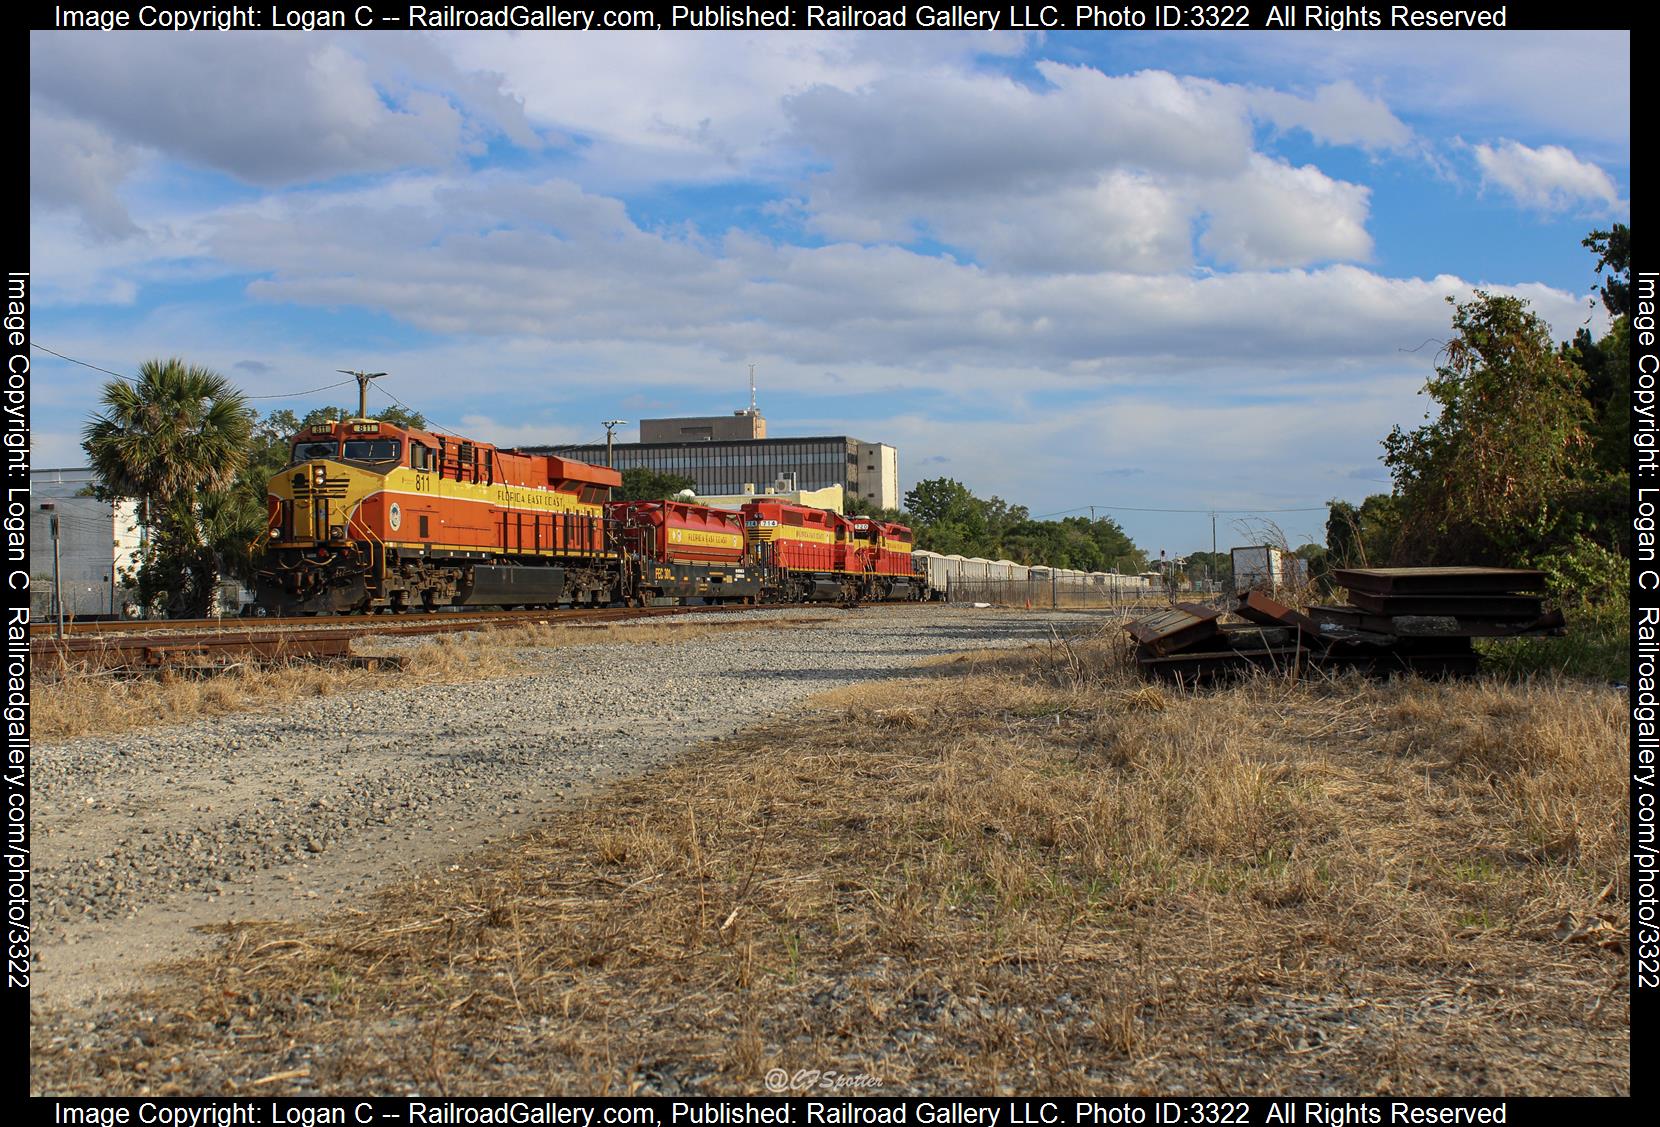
xmin=1127 ymin=599 xmax=1312 ymax=682
xmin=1313 ymin=568 xmax=1562 ymax=636
xmin=1124 ymin=568 xmax=1565 ymax=684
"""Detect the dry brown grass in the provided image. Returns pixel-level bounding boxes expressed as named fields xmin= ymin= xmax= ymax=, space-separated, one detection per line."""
xmin=30 ymin=634 xmax=1628 ymax=1095
xmin=32 ymin=618 xmax=806 ymax=743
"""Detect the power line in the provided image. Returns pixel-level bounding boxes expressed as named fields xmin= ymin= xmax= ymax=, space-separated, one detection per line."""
xmin=32 ymin=343 xmax=361 ymax=401
xmin=1035 ymin=502 xmax=1331 ymax=519
xmin=30 ymin=344 xmax=137 ymax=384
xmin=371 ymin=381 xmax=470 ymax=440
xmin=245 ymin=378 xmax=358 ymax=400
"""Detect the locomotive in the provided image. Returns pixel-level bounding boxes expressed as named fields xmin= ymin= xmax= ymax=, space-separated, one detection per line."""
xmin=253 ymin=418 xmax=923 ymax=614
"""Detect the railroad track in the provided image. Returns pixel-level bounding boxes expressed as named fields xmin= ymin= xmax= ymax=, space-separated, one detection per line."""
xmin=27 ymin=605 xmax=670 ymax=637
xmin=28 ymin=603 xmax=785 ymax=672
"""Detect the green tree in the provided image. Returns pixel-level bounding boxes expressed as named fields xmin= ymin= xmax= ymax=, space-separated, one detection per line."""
xmin=298 ymin=404 xmax=429 ymax=431
xmin=903 ymin=478 xmax=980 ymax=529
xmin=1582 ymin=224 xmax=1630 ymax=318
xmin=618 ymin=467 xmax=696 ymax=501
xmin=844 ymin=490 xmax=907 ymax=522
xmin=1324 ymin=494 xmax=1402 ymax=570
xmin=1382 ymin=292 xmax=1590 ymax=563
xmin=1185 ymin=550 xmax=1232 ymax=589
xmin=83 ymin=358 xmax=253 ymax=616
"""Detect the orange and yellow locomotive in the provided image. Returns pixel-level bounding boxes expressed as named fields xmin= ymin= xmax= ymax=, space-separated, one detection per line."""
xmin=257 ymin=418 xmax=621 ymax=614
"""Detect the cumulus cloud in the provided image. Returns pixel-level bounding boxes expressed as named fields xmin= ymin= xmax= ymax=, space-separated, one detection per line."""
xmin=27 ymin=31 xmax=1623 ymax=532
xmin=170 ymin=169 xmax=1589 ymax=382
xmin=1199 ymin=156 xmax=1373 ymax=269
xmin=1247 ymin=80 xmax=1412 ymax=150
xmin=28 ymin=31 xmax=537 ymax=231
xmin=1472 ymin=139 xmax=1622 ymax=213
xmin=29 ymin=100 xmax=142 ymax=239
xmin=444 ymin=31 xmax=1030 ymax=185
xmin=784 ymin=65 xmax=1381 ymax=273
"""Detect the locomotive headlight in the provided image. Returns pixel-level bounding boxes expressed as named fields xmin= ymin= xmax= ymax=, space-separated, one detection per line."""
xmin=329 ymin=524 xmax=346 ymax=541
xmin=313 ymin=466 xmax=326 ymax=483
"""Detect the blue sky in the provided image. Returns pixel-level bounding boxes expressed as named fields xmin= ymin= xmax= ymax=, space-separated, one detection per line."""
xmin=29 ymin=28 xmax=1629 ymax=555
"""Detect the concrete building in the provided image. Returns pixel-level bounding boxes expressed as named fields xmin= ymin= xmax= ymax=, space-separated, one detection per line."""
xmin=640 ymin=411 xmax=766 ymax=443
xmin=542 ymin=431 xmax=902 ymax=511
xmin=29 ymin=467 xmax=144 ymax=619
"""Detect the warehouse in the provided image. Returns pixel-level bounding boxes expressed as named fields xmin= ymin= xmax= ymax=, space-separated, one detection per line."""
xmin=29 ymin=467 xmax=143 ymax=619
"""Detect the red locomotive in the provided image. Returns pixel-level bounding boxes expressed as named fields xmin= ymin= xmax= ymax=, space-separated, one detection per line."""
xmin=609 ymin=499 xmax=761 ymax=604
xmin=740 ymin=500 xmax=922 ymax=603
xmin=849 ymin=516 xmax=924 ymax=600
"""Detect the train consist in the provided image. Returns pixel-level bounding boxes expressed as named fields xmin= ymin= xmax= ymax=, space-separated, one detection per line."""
xmin=254 ymin=418 xmax=924 ymax=614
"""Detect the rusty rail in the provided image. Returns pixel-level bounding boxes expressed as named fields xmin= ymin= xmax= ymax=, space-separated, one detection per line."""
xmin=28 ymin=602 xmax=832 ymax=672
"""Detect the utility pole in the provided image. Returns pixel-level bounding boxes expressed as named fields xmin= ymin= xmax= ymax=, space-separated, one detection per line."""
xmin=41 ymin=502 xmax=62 ymax=638
xmin=1210 ymin=510 xmax=1218 ymax=596
xmin=337 ymin=370 xmax=387 ymax=419
xmin=602 ymin=420 xmax=629 ymax=468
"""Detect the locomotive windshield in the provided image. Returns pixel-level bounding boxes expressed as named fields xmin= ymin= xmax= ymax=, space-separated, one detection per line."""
xmin=291 ymin=441 xmax=338 ymax=463
xmin=342 ymin=438 xmax=401 ymax=463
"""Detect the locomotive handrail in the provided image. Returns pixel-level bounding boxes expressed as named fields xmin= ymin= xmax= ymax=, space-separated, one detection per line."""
xmin=351 ymin=506 xmax=389 ymax=583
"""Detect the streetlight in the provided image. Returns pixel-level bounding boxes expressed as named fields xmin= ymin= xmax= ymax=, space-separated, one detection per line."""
xmin=40 ymin=502 xmax=63 ymax=639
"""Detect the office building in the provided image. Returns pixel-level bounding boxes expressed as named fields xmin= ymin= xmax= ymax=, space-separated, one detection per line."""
xmin=541 ymin=425 xmax=901 ymax=511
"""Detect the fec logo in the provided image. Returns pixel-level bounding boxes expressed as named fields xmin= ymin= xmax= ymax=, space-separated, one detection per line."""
xmin=389 ymin=502 xmax=402 ymax=532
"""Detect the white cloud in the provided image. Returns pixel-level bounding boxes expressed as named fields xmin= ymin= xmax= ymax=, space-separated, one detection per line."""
xmin=1172 ymin=32 xmax=1629 ymax=150
xmin=785 ymin=65 xmax=1383 ymax=273
xmin=1247 ymin=80 xmax=1412 ymax=151
xmin=28 ymin=31 xmax=537 ymax=216
xmin=443 ymin=31 xmax=1029 ymax=186
xmin=29 ymin=101 xmax=143 ymax=239
xmin=1199 ymin=156 xmax=1373 ymax=269
xmin=1472 ymin=139 xmax=1622 ymax=213
xmin=26 ymin=31 xmax=1624 ymax=542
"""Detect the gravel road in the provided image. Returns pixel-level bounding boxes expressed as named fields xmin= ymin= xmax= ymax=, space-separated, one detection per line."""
xmin=32 ymin=605 xmax=1107 ymax=1009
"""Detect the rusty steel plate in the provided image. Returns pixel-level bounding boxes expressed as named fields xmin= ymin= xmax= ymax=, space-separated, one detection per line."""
xmin=1332 ymin=566 xmax=1546 ymax=595
xmin=1344 ymin=590 xmax=1544 ymax=618
xmin=1309 ymin=604 xmax=1566 ymax=638
xmin=1235 ymin=590 xmax=1324 ymax=641
xmin=1124 ymin=603 xmax=1222 ymax=655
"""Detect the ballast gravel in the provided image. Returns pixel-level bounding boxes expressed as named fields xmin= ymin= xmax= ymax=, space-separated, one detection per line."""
xmin=33 ymin=605 xmax=1106 ymax=1006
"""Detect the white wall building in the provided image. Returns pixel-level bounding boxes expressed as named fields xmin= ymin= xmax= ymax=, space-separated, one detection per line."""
xmin=30 ymin=467 xmax=143 ymax=618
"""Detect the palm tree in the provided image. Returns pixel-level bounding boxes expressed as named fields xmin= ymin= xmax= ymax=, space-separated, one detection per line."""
xmin=83 ymin=358 xmax=252 ymax=615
